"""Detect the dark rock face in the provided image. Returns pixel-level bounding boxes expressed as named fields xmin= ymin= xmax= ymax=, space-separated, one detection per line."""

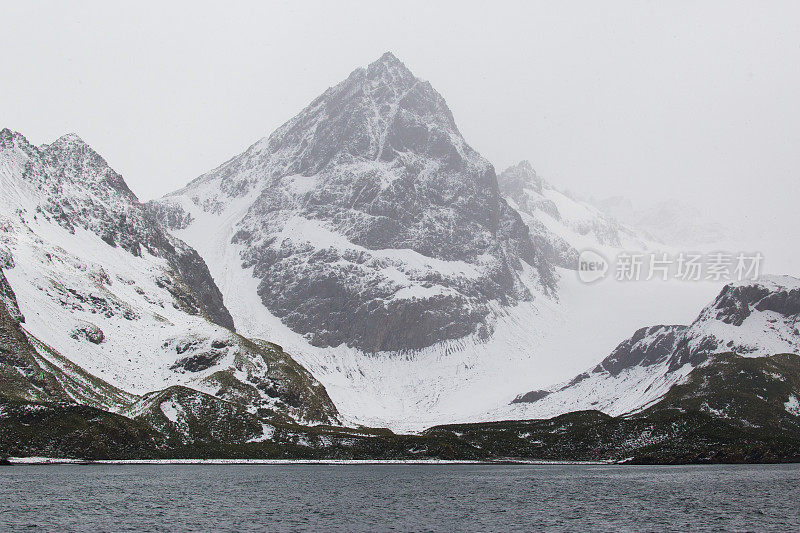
xmin=511 ymin=389 xmax=550 ymax=404
xmin=144 ymin=200 xmax=194 ymax=231
xmin=171 ymin=351 xmax=225 ymax=373
xmin=596 ymin=325 xmax=686 ymax=376
xmin=257 ymin=278 xmax=490 ymax=352
xmin=709 ymin=284 xmax=772 ymax=326
xmin=498 ymin=160 xmax=544 ymax=198
xmin=172 ymin=53 xmax=555 ymax=352
xmin=0 ymin=128 xmax=234 ymax=331
xmin=170 ymin=246 xmax=234 ymax=330
xmin=756 ymin=289 xmax=800 ymax=317
xmin=0 ymin=245 xmax=14 ymax=270
xmin=70 ymin=322 xmax=105 ymax=344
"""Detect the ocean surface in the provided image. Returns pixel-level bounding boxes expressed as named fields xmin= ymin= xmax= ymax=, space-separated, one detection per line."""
xmin=0 ymin=463 xmax=798 ymax=532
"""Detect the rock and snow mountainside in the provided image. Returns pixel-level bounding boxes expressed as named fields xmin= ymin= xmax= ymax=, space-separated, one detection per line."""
xmin=0 ymin=128 xmax=338 ymax=426
xmin=0 ymin=269 xmax=67 ymax=404
xmin=157 ymin=52 xmax=555 ymax=354
xmin=497 ymin=161 xmax=652 ymax=267
xmin=1 ymin=129 xmax=232 ymax=330
xmin=505 ymin=275 xmax=800 ymax=420
xmin=151 ymin=53 xmax=575 ymax=429
xmin=427 ymin=352 xmax=800 ymax=464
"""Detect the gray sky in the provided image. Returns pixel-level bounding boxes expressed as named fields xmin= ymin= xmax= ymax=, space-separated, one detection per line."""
xmin=2 ymin=1 xmax=799 ymax=237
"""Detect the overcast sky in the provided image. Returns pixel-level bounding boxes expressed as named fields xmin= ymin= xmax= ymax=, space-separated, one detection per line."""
xmin=2 ymin=1 xmax=799 ymax=239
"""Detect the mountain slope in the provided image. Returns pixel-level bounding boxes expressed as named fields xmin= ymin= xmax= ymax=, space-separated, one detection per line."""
xmin=504 ymin=275 xmax=800 ymax=420
xmin=0 ymin=269 xmax=66 ymax=403
xmin=1 ymin=265 xmax=140 ymax=412
xmin=426 ymin=352 xmax=800 ymax=463
xmin=0 ymin=128 xmax=338 ymax=425
xmin=0 ymin=129 xmax=233 ymax=330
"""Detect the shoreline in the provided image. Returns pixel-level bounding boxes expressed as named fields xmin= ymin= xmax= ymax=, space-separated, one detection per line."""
xmin=3 ymin=457 xmax=612 ymax=466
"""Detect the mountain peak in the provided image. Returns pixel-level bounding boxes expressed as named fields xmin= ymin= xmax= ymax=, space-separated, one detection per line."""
xmin=370 ymin=51 xmax=408 ymax=71
xmin=52 ymin=132 xmax=88 ymax=148
xmin=363 ymin=51 xmax=416 ymax=87
xmin=247 ymin=51 xmax=461 ymax=178
xmin=0 ymin=127 xmax=17 ymax=140
xmin=515 ymin=160 xmax=535 ymax=172
xmin=378 ymin=51 xmax=401 ymax=63
xmin=0 ymin=128 xmax=33 ymax=151
xmin=499 ymin=160 xmax=545 ymax=196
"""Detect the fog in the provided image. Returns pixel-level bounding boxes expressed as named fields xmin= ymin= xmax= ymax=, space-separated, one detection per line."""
xmin=2 ymin=1 xmax=798 ymax=248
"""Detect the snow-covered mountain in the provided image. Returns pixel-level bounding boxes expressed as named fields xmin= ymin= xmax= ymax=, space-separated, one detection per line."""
xmin=148 ymin=53 xmax=582 ymax=429
xmin=497 ymin=161 xmax=653 ymax=267
xmin=497 ymin=161 xmax=736 ymax=259
xmin=157 ymin=52 xmax=555 ymax=353
xmin=503 ymin=275 xmax=800 ymax=420
xmin=0 ymin=128 xmax=338 ymax=425
xmin=2 ymin=51 xmax=797 ymax=457
xmin=1 ymin=54 xmax=760 ymax=436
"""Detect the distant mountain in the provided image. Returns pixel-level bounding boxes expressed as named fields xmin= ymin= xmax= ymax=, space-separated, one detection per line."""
xmin=507 ymin=275 xmax=800 ymax=419
xmin=498 ymin=162 xmax=733 ymax=255
xmin=157 ymin=53 xmax=555 ymax=353
xmin=595 ymin=196 xmax=730 ymax=246
xmin=0 ymin=128 xmax=338 ymax=429
xmin=497 ymin=161 xmax=652 ymax=267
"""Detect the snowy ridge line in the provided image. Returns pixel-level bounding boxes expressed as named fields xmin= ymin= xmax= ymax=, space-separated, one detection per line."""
xmin=497 ymin=160 xmax=658 ymax=271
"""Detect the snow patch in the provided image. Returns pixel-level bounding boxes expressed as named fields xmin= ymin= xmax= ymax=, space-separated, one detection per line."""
xmin=160 ymin=400 xmax=183 ymax=423
xmin=785 ymin=395 xmax=800 ymax=416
